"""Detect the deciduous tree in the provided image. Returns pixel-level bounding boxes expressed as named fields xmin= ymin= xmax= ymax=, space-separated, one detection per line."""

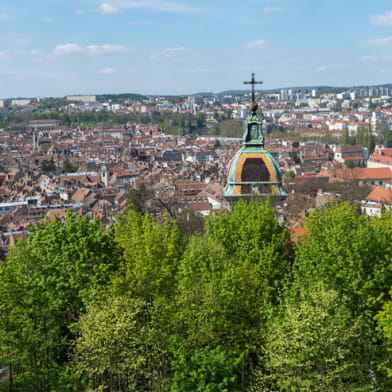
xmin=74 ymin=295 xmax=167 ymax=392
xmin=0 ymin=212 xmax=116 ymax=391
xmin=258 ymin=285 xmax=368 ymax=391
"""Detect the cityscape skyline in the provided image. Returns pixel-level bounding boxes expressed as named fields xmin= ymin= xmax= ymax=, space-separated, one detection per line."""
xmin=2 ymin=1 xmax=392 ymax=97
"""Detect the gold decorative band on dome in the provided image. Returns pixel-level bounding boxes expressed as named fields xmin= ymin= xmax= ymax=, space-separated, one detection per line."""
xmin=234 ymin=153 xmax=278 ymax=195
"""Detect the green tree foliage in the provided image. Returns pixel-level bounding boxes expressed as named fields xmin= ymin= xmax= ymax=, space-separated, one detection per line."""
xmin=171 ymin=200 xmax=294 ymax=391
xmin=292 ymin=152 xmax=301 ymax=164
xmin=293 ymin=202 xmax=392 ymax=389
xmin=294 ymin=202 xmax=392 ymax=309
xmin=376 ymin=289 xmax=392 ymax=378
xmin=126 ymin=184 xmax=155 ymax=214
xmin=259 ymin=285 xmax=368 ymax=391
xmin=74 ymin=296 xmax=165 ymax=392
xmin=61 ymin=159 xmax=78 ymax=173
xmin=213 ymin=139 xmax=221 ymax=150
xmin=0 ymin=212 xmax=116 ymax=392
xmin=40 ymin=159 xmax=56 ymax=173
xmin=172 ymin=237 xmax=259 ymax=390
xmin=110 ymin=207 xmax=187 ymax=301
xmin=375 ymin=213 xmax=392 ymax=379
xmin=195 ymin=112 xmax=206 ymax=129
xmin=284 ymin=170 xmax=295 ymax=178
xmin=341 ymin=129 xmax=350 ymax=145
xmin=216 ymin=120 xmax=242 ymax=137
xmin=109 ymin=207 xmax=188 ymax=384
xmin=4 ymin=109 xmax=207 ymax=136
xmin=385 ymin=130 xmax=392 ymax=147
xmin=345 ymin=159 xmax=356 ymax=168
xmin=206 ymin=199 xmax=293 ymax=304
xmin=171 ymin=344 xmax=245 ymax=392
xmin=72 ymin=207 xmax=188 ymax=392
xmin=356 ymin=126 xmax=375 ymax=154
xmin=3 ymin=199 xmax=392 ymax=391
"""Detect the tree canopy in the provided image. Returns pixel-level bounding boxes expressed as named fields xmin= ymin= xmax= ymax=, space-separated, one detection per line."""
xmin=0 ymin=200 xmax=392 ymax=391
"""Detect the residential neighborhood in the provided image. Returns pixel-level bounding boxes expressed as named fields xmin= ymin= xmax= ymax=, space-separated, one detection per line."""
xmin=1 ymin=85 xmax=392 ymax=256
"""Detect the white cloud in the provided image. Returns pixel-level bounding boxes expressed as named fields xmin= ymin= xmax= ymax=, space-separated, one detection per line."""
xmin=52 ymin=43 xmax=82 ymax=56
xmin=41 ymin=16 xmax=54 ymax=23
xmin=360 ymin=55 xmax=392 ymax=63
xmin=99 ymin=67 xmax=117 ymax=74
xmin=371 ymin=11 xmax=392 ymax=26
xmin=149 ymin=46 xmax=191 ymax=60
xmin=359 ymin=36 xmax=392 ymax=47
xmin=110 ymin=0 xmax=210 ymax=13
xmin=98 ymin=3 xmax=120 ymax=15
xmin=29 ymin=49 xmax=44 ymax=56
xmin=315 ymin=64 xmax=342 ymax=72
xmin=0 ymin=13 xmax=8 ymax=21
xmin=262 ymin=6 xmax=299 ymax=14
xmin=75 ymin=9 xmax=85 ymax=15
xmin=86 ymin=44 xmax=127 ymax=54
xmin=244 ymin=40 xmax=267 ymax=49
xmin=360 ymin=56 xmax=378 ymax=62
xmin=0 ymin=51 xmax=11 ymax=59
xmin=51 ymin=43 xmax=127 ymax=56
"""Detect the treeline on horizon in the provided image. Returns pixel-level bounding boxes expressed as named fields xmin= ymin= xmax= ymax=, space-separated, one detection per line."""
xmin=1 ymin=200 xmax=392 ymax=391
xmin=3 ymin=102 xmax=392 ymax=146
xmin=0 ymin=110 xmax=230 ymax=137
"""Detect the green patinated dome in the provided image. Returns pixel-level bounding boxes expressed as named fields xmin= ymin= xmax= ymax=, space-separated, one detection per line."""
xmin=223 ymin=113 xmax=286 ymax=201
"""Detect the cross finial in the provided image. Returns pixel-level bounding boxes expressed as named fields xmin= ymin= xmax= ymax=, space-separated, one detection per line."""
xmin=244 ymin=73 xmax=263 ymax=114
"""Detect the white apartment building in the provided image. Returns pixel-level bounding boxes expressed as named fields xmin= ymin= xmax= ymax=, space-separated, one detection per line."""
xmin=66 ymin=95 xmax=96 ymax=103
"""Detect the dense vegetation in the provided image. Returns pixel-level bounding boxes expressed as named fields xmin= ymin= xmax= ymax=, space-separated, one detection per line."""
xmin=0 ymin=110 xmax=211 ymax=137
xmin=215 ymin=120 xmax=243 ymax=137
xmin=1 ymin=200 xmax=392 ymax=391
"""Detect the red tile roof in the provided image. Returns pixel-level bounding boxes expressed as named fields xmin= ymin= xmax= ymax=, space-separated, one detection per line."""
xmin=366 ymin=187 xmax=392 ymax=204
xmin=290 ymin=227 xmax=307 ymax=242
xmin=47 ymin=209 xmax=67 ymax=220
xmin=329 ymin=168 xmax=392 ymax=181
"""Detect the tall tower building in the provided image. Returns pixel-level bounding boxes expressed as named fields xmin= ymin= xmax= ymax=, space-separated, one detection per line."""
xmin=101 ymin=165 xmax=109 ymax=188
xmin=32 ymin=129 xmax=40 ymax=152
xmin=223 ymin=74 xmax=286 ymax=202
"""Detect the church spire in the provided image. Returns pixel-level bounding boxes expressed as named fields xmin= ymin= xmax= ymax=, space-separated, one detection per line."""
xmin=243 ymin=72 xmax=263 ymax=115
xmin=242 ymin=73 xmax=264 ymax=147
xmin=223 ymin=73 xmax=286 ymax=202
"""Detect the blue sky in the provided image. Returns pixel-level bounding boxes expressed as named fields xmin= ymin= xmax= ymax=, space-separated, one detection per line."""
xmin=2 ymin=0 xmax=392 ymax=97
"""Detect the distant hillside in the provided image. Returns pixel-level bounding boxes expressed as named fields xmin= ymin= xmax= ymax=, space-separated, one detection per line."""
xmin=97 ymin=93 xmax=148 ymax=101
xmin=189 ymin=92 xmax=214 ymax=97
xmin=218 ymin=86 xmax=335 ymax=95
xmin=217 ymin=120 xmax=243 ymax=137
xmin=218 ymin=90 xmax=251 ymax=96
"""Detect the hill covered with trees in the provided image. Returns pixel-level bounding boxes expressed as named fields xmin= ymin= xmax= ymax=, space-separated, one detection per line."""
xmin=1 ymin=200 xmax=392 ymax=391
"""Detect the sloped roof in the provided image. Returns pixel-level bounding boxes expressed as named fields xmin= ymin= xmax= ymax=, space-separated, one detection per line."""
xmin=366 ymin=187 xmax=392 ymax=204
xmin=337 ymin=145 xmax=364 ymax=153
xmin=188 ymin=202 xmax=212 ymax=211
xmin=330 ymin=167 xmax=392 ymax=181
xmin=47 ymin=209 xmax=67 ymax=220
xmin=71 ymin=187 xmax=91 ymax=202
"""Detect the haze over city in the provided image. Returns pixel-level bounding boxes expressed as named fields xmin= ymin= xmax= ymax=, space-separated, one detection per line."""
xmin=2 ymin=1 xmax=392 ymax=97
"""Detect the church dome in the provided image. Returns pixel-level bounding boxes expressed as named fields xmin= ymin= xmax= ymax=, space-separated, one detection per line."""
xmin=223 ymin=113 xmax=286 ymax=200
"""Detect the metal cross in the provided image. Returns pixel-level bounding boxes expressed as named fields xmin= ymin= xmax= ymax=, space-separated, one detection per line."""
xmin=243 ymin=73 xmax=263 ymax=104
